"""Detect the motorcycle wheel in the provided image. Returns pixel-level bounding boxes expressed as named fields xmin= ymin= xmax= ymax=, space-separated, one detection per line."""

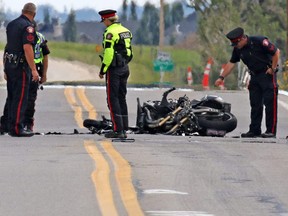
xmin=83 ymin=119 xmax=112 ymax=131
xmin=197 ymin=112 xmax=237 ymax=135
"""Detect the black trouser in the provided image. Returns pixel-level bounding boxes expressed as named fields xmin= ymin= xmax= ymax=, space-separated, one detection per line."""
xmin=105 ymin=65 xmax=129 ymax=132
xmin=4 ymin=63 xmax=31 ymax=134
xmin=24 ymin=63 xmax=43 ymax=128
xmin=0 ymin=98 xmax=9 ymax=132
xmin=248 ymin=72 xmax=278 ymax=135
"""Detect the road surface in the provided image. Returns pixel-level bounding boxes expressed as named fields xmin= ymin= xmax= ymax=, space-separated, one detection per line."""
xmin=1 ymin=85 xmax=288 ymax=216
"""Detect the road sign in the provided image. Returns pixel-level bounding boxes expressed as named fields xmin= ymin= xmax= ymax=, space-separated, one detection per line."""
xmin=153 ymin=51 xmax=174 ymax=72
xmin=153 ymin=59 xmax=174 ymax=72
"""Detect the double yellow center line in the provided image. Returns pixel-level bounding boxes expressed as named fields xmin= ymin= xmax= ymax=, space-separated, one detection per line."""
xmin=64 ymin=86 xmax=97 ymax=128
xmin=84 ymin=140 xmax=144 ymax=216
xmin=64 ymin=86 xmax=144 ymax=215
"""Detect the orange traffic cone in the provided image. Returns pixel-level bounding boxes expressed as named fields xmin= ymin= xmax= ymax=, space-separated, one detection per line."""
xmin=187 ymin=66 xmax=193 ymax=85
xmin=202 ymin=57 xmax=213 ymax=90
xmin=219 ymin=64 xmax=226 ymax=90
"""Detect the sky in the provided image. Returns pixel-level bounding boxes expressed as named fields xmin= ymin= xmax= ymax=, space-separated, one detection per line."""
xmin=2 ymin=0 xmax=178 ymax=13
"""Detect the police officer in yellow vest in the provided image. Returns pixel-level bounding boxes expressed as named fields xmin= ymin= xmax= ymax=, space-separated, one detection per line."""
xmin=98 ymin=9 xmax=133 ymax=138
xmin=24 ymin=22 xmax=50 ymax=132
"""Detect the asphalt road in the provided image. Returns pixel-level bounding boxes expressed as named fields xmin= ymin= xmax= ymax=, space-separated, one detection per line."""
xmin=0 ymin=86 xmax=288 ymax=216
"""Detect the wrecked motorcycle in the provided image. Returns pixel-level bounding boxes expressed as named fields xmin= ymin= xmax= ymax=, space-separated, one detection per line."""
xmin=83 ymin=87 xmax=237 ymax=137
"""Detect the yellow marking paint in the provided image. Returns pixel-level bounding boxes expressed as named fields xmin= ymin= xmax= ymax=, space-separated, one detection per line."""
xmin=76 ymin=88 xmax=97 ymax=119
xmin=84 ymin=140 xmax=118 ymax=216
xmin=64 ymin=87 xmax=84 ymax=128
xmin=101 ymin=141 xmax=144 ymax=216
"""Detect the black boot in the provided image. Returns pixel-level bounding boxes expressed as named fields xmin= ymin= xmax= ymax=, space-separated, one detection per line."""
xmin=105 ymin=131 xmax=126 ymax=138
xmin=241 ymin=131 xmax=260 ymax=138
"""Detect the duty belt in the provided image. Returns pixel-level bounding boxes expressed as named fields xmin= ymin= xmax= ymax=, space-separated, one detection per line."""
xmin=4 ymin=52 xmax=25 ymax=64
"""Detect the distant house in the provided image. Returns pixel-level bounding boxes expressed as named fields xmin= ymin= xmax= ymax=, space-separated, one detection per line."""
xmin=74 ymin=13 xmax=196 ymax=45
xmin=76 ymin=21 xmax=104 ymax=44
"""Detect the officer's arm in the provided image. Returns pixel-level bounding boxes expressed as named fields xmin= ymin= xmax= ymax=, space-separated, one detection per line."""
xmin=265 ymin=48 xmax=280 ymax=75
xmin=221 ymin=62 xmax=236 ymax=78
xmin=271 ymin=49 xmax=280 ymax=71
xmin=41 ymin=55 xmax=48 ymax=83
xmin=23 ymin=44 xmax=38 ymax=81
xmin=100 ymin=33 xmax=115 ymax=74
xmin=214 ymin=62 xmax=236 ymax=86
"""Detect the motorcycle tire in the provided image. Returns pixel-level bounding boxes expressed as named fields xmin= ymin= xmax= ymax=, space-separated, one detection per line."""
xmin=197 ymin=112 xmax=237 ymax=134
xmin=83 ymin=119 xmax=112 ymax=131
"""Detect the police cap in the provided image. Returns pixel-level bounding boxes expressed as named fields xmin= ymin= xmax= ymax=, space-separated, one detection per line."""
xmin=22 ymin=2 xmax=37 ymax=14
xmin=226 ymin=27 xmax=244 ymax=46
xmin=98 ymin=9 xmax=117 ymax=22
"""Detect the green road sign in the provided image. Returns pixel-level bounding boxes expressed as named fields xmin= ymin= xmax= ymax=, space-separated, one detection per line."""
xmin=153 ymin=59 xmax=174 ymax=72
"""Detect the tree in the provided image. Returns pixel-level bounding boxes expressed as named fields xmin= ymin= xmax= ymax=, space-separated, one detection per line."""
xmin=189 ymin=0 xmax=286 ymax=88
xmin=43 ymin=7 xmax=50 ymax=26
xmin=130 ymin=0 xmax=138 ymax=20
xmin=121 ymin=0 xmax=128 ymax=21
xmin=135 ymin=2 xmax=159 ymax=45
xmin=0 ymin=0 xmax=5 ymax=23
xmin=171 ymin=2 xmax=184 ymax=25
xmin=63 ymin=9 xmax=77 ymax=42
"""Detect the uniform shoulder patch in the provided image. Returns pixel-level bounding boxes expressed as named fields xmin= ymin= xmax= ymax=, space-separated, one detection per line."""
xmin=262 ymin=39 xmax=269 ymax=46
xmin=119 ymin=31 xmax=131 ymax=39
xmin=26 ymin=26 xmax=35 ymax=33
xmin=106 ymin=33 xmax=113 ymax=40
xmin=27 ymin=35 xmax=35 ymax=42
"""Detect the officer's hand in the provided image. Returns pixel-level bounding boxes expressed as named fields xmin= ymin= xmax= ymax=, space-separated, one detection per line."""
xmin=214 ymin=78 xmax=222 ymax=87
xmin=99 ymin=73 xmax=104 ymax=79
xmin=265 ymin=68 xmax=274 ymax=75
xmin=40 ymin=75 xmax=47 ymax=84
xmin=4 ymin=72 xmax=7 ymax=80
xmin=32 ymin=69 xmax=39 ymax=82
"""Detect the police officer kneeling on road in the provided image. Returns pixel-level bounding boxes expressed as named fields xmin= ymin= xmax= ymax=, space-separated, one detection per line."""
xmin=215 ymin=27 xmax=280 ymax=138
xmin=1 ymin=3 xmax=39 ymax=137
xmin=98 ymin=9 xmax=133 ymax=139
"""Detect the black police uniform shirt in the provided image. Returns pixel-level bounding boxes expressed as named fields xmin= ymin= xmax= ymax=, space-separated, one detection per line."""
xmin=6 ymin=14 xmax=36 ymax=54
xmin=230 ymin=36 xmax=277 ymax=74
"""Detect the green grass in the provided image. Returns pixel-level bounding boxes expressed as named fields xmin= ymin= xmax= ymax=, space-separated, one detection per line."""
xmin=48 ymin=42 xmax=203 ymax=86
xmin=1 ymin=41 xmax=204 ymax=86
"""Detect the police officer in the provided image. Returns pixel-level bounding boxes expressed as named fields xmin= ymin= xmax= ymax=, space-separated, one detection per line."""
xmin=2 ymin=3 xmax=39 ymax=137
xmin=98 ymin=9 xmax=133 ymax=138
xmin=24 ymin=21 xmax=50 ymax=132
xmin=215 ymin=27 xmax=280 ymax=138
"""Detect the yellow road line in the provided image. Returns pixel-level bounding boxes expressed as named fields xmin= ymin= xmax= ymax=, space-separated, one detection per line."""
xmin=101 ymin=141 xmax=144 ymax=216
xmin=84 ymin=140 xmax=118 ymax=216
xmin=64 ymin=87 xmax=84 ymax=128
xmin=76 ymin=87 xmax=97 ymax=119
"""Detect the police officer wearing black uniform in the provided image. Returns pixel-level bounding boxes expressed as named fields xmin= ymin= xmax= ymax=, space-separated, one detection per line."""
xmin=24 ymin=21 xmax=50 ymax=132
xmin=1 ymin=3 xmax=39 ymax=137
xmin=98 ymin=9 xmax=133 ymax=138
xmin=215 ymin=27 xmax=280 ymax=138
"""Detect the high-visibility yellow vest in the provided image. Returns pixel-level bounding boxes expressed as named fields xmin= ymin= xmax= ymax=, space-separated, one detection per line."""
xmin=34 ymin=32 xmax=46 ymax=64
xmin=101 ymin=22 xmax=133 ymax=73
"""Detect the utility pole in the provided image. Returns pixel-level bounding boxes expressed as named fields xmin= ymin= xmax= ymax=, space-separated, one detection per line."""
xmin=159 ymin=0 xmax=165 ymax=49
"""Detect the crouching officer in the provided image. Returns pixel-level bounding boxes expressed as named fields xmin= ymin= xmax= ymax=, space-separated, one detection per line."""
xmin=24 ymin=21 xmax=50 ymax=132
xmin=2 ymin=3 xmax=39 ymax=137
xmin=215 ymin=27 xmax=280 ymax=138
xmin=98 ymin=9 xmax=133 ymax=139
